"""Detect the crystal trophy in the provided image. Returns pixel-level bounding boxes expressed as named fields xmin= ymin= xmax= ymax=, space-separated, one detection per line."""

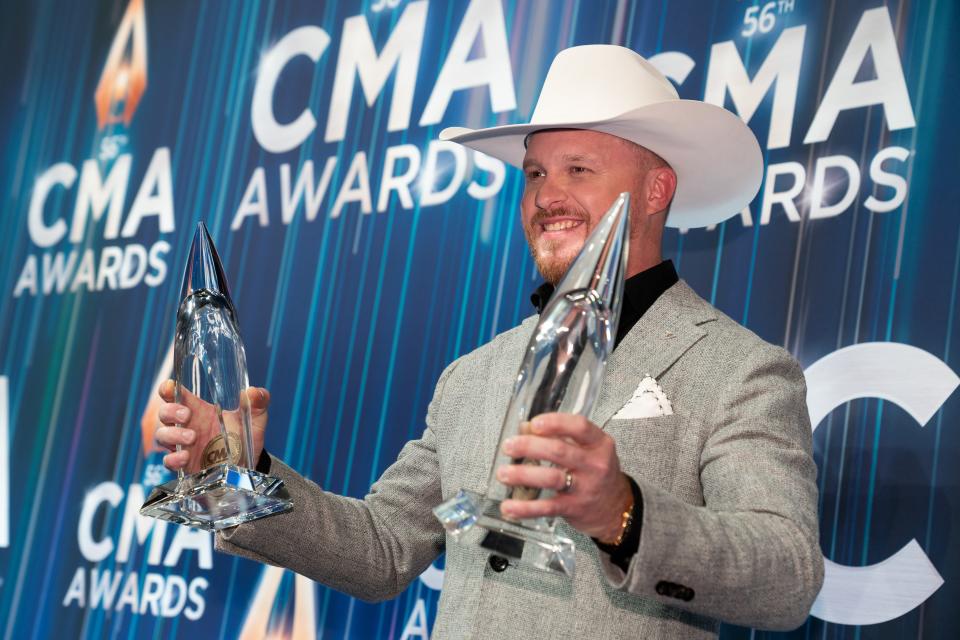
xmin=433 ymin=193 xmax=630 ymax=576
xmin=141 ymin=222 xmax=292 ymax=530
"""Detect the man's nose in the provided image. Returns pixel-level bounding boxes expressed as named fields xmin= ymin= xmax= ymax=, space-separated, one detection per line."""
xmin=533 ymin=174 xmax=568 ymax=211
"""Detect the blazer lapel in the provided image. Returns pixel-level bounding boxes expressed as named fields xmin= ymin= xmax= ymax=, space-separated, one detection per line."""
xmin=591 ymin=281 xmax=714 ymax=427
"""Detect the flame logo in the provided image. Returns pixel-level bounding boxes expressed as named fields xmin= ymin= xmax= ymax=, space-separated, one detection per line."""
xmin=240 ymin=566 xmax=317 ymax=640
xmin=94 ymin=0 xmax=147 ymax=130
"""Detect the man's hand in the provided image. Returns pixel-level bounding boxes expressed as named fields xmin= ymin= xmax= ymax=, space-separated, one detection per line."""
xmin=154 ymin=379 xmax=270 ymax=473
xmin=496 ymin=413 xmax=633 ymax=543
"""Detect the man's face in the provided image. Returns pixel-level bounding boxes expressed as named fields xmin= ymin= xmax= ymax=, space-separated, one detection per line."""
xmin=521 ymin=129 xmax=651 ymax=284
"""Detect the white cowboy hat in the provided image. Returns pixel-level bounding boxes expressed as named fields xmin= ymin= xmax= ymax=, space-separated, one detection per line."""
xmin=440 ymin=45 xmax=762 ymax=229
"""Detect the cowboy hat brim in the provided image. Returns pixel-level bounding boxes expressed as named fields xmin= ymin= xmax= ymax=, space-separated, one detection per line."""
xmin=440 ymin=99 xmax=762 ymax=229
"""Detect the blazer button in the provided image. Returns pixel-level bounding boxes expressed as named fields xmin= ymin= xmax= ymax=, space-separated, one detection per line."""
xmin=655 ymin=580 xmax=694 ymax=602
xmin=488 ymin=555 xmax=510 ymax=572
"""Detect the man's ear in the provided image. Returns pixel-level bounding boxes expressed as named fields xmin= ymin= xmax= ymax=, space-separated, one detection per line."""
xmin=645 ymin=167 xmax=677 ymax=215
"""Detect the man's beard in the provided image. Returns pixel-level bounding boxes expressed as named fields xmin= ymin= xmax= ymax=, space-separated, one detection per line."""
xmin=524 ymin=208 xmax=591 ymax=285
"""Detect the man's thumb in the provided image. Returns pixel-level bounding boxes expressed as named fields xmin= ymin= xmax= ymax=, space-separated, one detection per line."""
xmin=247 ymin=387 xmax=270 ymax=415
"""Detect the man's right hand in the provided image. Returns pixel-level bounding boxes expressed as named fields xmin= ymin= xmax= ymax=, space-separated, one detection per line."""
xmin=155 ymin=379 xmax=270 ymax=473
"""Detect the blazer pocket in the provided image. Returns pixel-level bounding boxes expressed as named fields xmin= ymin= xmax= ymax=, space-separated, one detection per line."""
xmin=603 ymin=414 xmax=686 ymax=491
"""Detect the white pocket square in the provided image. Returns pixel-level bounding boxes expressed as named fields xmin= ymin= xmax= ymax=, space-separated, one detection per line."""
xmin=612 ymin=375 xmax=673 ymax=419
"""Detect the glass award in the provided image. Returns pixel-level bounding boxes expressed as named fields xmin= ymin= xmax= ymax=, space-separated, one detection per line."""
xmin=433 ymin=193 xmax=631 ymax=577
xmin=140 ymin=222 xmax=292 ymax=530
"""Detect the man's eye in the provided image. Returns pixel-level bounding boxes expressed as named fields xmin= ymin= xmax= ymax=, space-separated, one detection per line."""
xmin=570 ymin=166 xmax=588 ymax=174
xmin=525 ymin=169 xmax=544 ymax=180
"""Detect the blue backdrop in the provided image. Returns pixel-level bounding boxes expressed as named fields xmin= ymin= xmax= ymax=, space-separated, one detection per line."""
xmin=1 ymin=0 xmax=958 ymax=638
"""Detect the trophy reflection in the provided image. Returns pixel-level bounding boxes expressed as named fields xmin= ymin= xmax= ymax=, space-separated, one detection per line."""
xmin=141 ymin=222 xmax=292 ymax=530
xmin=433 ymin=193 xmax=630 ymax=577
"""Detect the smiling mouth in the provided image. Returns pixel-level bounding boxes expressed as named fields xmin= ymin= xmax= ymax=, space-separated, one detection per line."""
xmin=540 ymin=219 xmax=584 ymax=232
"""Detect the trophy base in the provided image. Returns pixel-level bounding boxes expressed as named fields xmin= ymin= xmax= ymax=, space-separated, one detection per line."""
xmin=433 ymin=490 xmax=575 ymax=577
xmin=140 ymin=464 xmax=292 ymax=531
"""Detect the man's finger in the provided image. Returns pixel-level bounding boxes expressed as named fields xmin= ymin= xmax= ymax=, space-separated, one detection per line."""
xmin=163 ymin=449 xmax=190 ymax=471
xmin=155 ymin=426 xmax=196 ymax=450
xmin=247 ymin=387 xmax=271 ymax=413
xmin=530 ymin=413 xmax=603 ymax=446
xmin=158 ymin=379 xmax=176 ymax=402
xmin=496 ymin=463 xmax=567 ymax=491
xmin=159 ymin=380 xmax=207 ymax=410
xmin=156 ymin=404 xmax=183 ymax=426
xmin=502 ymin=435 xmax=582 ymax=469
xmin=500 ymin=496 xmax=566 ymax=520
xmin=158 ymin=403 xmax=191 ymax=426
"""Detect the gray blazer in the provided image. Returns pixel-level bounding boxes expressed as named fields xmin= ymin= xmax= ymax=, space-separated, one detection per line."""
xmin=217 ymin=281 xmax=824 ymax=638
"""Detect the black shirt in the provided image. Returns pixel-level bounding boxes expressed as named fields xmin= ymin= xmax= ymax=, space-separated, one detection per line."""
xmin=529 ymin=259 xmax=679 ymax=347
xmin=529 ymin=259 xmax=679 ymax=570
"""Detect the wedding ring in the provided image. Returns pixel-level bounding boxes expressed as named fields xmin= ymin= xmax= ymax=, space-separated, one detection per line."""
xmin=562 ymin=469 xmax=574 ymax=493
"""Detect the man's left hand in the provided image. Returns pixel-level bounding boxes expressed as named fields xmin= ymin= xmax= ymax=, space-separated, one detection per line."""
xmin=497 ymin=413 xmax=633 ymax=542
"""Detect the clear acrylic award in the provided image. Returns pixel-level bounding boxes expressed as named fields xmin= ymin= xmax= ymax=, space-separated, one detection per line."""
xmin=433 ymin=193 xmax=630 ymax=576
xmin=140 ymin=222 xmax=292 ymax=530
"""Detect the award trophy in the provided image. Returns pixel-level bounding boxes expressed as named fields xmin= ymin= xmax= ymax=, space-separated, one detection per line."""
xmin=140 ymin=222 xmax=292 ymax=530
xmin=433 ymin=193 xmax=630 ymax=577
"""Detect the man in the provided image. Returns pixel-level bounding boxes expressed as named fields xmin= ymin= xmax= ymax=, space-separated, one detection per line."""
xmin=156 ymin=45 xmax=822 ymax=638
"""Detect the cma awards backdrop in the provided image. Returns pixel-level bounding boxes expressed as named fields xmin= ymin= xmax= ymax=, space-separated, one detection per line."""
xmin=0 ymin=0 xmax=957 ymax=638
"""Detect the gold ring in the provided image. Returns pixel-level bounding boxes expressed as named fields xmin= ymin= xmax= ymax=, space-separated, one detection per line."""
xmin=562 ymin=469 xmax=574 ymax=493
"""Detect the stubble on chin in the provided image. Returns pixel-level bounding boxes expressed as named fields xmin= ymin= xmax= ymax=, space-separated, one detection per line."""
xmin=523 ymin=208 xmax=590 ymax=285
xmin=528 ymin=240 xmax=579 ymax=285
